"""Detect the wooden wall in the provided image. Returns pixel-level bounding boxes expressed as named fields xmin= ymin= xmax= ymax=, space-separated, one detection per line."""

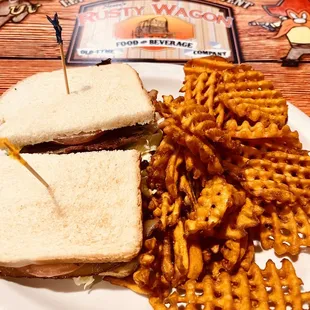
xmin=0 ymin=0 xmax=309 ymax=115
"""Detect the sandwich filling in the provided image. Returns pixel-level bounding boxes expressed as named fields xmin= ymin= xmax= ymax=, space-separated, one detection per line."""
xmin=21 ymin=124 xmax=158 ymax=154
xmin=20 ymin=90 xmax=159 ymax=155
xmin=0 ymin=260 xmax=139 ymax=278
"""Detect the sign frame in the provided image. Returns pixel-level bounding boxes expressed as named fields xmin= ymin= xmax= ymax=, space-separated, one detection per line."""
xmin=66 ymin=0 xmax=242 ymax=64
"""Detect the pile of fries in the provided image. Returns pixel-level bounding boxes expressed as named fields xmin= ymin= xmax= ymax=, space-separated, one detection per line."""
xmin=107 ymin=57 xmax=310 ymax=309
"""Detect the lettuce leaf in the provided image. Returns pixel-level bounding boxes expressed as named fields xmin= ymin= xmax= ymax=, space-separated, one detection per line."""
xmin=73 ymin=276 xmax=95 ymax=289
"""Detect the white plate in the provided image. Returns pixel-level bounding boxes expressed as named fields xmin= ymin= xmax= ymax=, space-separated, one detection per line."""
xmin=0 ymin=63 xmax=310 ymax=310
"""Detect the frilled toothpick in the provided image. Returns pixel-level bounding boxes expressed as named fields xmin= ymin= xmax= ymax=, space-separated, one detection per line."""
xmin=0 ymin=138 xmax=50 ymax=190
xmin=47 ymin=13 xmax=70 ymax=94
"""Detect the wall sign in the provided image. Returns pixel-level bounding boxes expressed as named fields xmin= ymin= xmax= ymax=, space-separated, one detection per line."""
xmin=0 ymin=0 xmax=41 ymax=28
xmin=249 ymin=0 xmax=310 ymax=67
xmin=67 ymin=0 xmax=241 ymax=64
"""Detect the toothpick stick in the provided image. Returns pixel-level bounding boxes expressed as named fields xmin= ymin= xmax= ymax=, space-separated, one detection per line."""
xmin=0 ymin=138 xmax=50 ymax=190
xmin=59 ymin=43 xmax=70 ymax=94
xmin=47 ymin=13 xmax=70 ymax=94
xmin=23 ymin=161 xmax=50 ymax=189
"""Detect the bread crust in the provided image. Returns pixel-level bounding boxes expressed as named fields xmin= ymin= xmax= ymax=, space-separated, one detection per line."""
xmin=0 ymin=151 xmax=143 ymax=267
xmin=0 ymin=64 xmax=155 ymax=147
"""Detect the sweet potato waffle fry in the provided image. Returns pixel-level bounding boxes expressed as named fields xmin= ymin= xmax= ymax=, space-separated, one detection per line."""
xmin=150 ymin=259 xmax=310 ymax=309
xmin=183 ymin=149 xmax=207 ymax=181
xmin=106 ymin=57 xmax=310 ymax=309
xmin=183 ymin=56 xmax=235 ymax=76
xmin=224 ymin=120 xmax=298 ymax=140
xmin=147 ymin=136 xmax=175 ymax=193
xmin=179 ymin=175 xmax=197 ymax=207
xmin=173 ymin=104 xmax=240 ymax=150
xmin=209 ymin=236 xmax=251 ymax=276
xmin=181 ymin=72 xmax=225 ymax=126
xmin=161 ymin=120 xmax=223 ymax=174
xmin=154 ymin=95 xmax=186 ymax=118
xmin=153 ymin=193 xmax=182 ymax=230
xmin=217 ymin=80 xmax=275 ymax=94
xmin=221 ymin=69 xmax=265 ymax=83
xmin=219 ymin=96 xmax=288 ymax=126
xmin=187 ymin=234 xmax=203 ymax=280
xmin=240 ymin=238 xmax=255 ymax=271
xmin=241 ymin=139 xmax=304 ymax=156
xmin=260 ymin=203 xmax=310 ymax=255
xmin=181 ymin=72 xmax=218 ymax=113
xmin=217 ymin=198 xmax=264 ymax=240
xmin=217 ymin=71 xmax=290 ymax=135
xmin=185 ymin=176 xmax=234 ymax=234
xmin=165 ymin=149 xmax=183 ymax=199
xmin=241 ymin=156 xmax=310 ymax=205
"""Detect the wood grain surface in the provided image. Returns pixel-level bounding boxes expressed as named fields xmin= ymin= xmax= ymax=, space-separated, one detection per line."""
xmin=0 ymin=0 xmax=309 ymax=116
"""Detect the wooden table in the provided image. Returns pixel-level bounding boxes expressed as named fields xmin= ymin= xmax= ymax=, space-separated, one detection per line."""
xmin=0 ymin=0 xmax=309 ymax=116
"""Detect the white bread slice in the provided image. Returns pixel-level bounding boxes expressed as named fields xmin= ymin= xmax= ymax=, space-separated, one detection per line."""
xmin=0 ymin=150 xmax=142 ymax=267
xmin=0 ymin=64 xmax=154 ymax=147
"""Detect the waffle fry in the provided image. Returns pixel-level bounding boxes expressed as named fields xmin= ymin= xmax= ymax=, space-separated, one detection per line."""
xmin=260 ymin=203 xmax=310 ymax=255
xmin=165 ymin=149 xmax=183 ymax=199
xmin=181 ymin=72 xmax=218 ymax=112
xmin=133 ymin=238 xmax=161 ymax=290
xmin=217 ymin=79 xmax=275 ymax=94
xmin=173 ymin=221 xmax=189 ymax=277
xmin=222 ymin=146 xmax=308 ymax=184
xmin=183 ymin=149 xmax=207 ymax=181
xmin=173 ymin=104 xmax=240 ymax=150
xmin=219 ymin=89 xmax=283 ymax=101
xmin=151 ymin=259 xmax=310 ymax=310
xmin=138 ymin=232 xmax=176 ymax=291
xmin=187 ymin=235 xmax=203 ymax=280
xmin=224 ymin=119 xmax=298 ymax=140
xmin=215 ymin=66 xmax=289 ymax=128
xmin=107 ymin=57 xmax=310 ymax=309
xmin=183 ymin=56 xmax=234 ymax=76
xmin=210 ymin=237 xmax=247 ymax=276
xmin=179 ymin=175 xmax=197 ymax=207
xmin=147 ymin=136 xmax=175 ymax=193
xmin=242 ymin=157 xmax=310 ymax=204
xmin=217 ymin=198 xmax=264 ymax=240
xmin=219 ymin=96 xmax=288 ymax=126
xmin=153 ymin=193 xmax=182 ymax=229
xmin=240 ymin=238 xmax=255 ymax=271
xmin=161 ymin=231 xmax=174 ymax=283
xmin=133 ymin=235 xmax=174 ymax=296
xmin=243 ymin=138 xmax=304 ymax=153
xmin=259 ymin=259 xmax=306 ymax=309
xmin=174 ymin=104 xmax=216 ymax=132
xmin=216 ymin=70 xmax=282 ymax=103
xmin=161 ymin=121 xmax=223 ymax=174
xmin=181 ymin=72 xmax=226 ymax=126
xmin=221 ymin=69 xmax=265 ymax=83
xmin=154 ymin=95 xmax=186 ymax=118
xmin=185 ymin=177 xmax=234 ymax=234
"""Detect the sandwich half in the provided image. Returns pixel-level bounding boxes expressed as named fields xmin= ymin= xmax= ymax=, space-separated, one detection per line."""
xmin=0 ymin=64 xmax=156 ymax=154
xmin=0 ymin=150 xmax=142 ymax=278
